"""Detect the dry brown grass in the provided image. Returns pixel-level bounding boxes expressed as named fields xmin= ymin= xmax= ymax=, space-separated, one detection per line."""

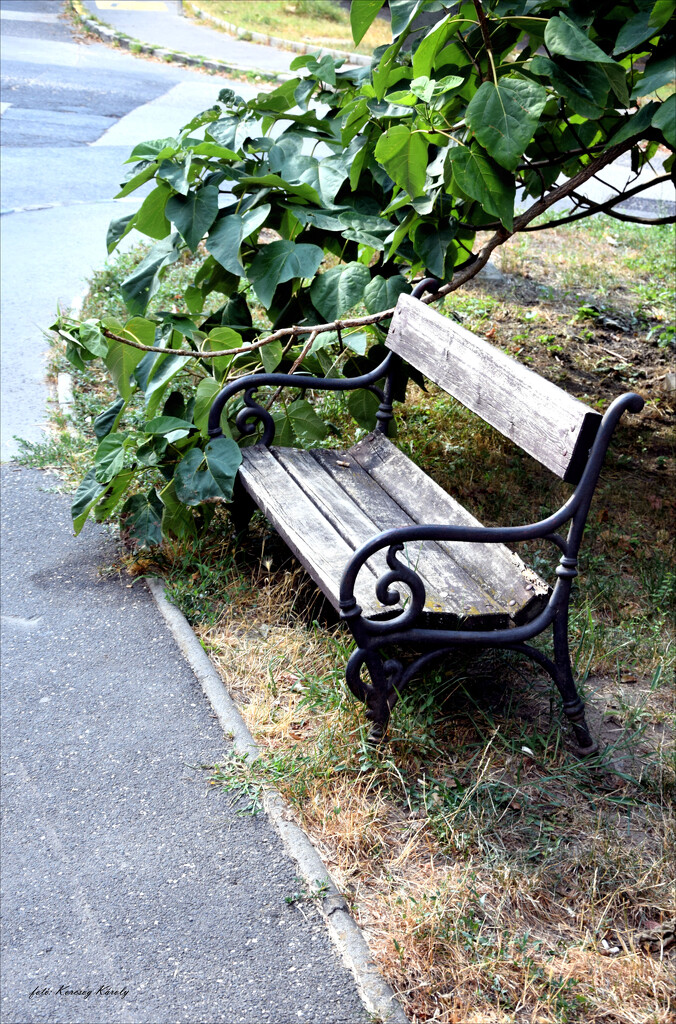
xmin=166 ymin=218 xmax=675 ymax=1023
xmin=196 ymin=519 xmax=674 ymax=1024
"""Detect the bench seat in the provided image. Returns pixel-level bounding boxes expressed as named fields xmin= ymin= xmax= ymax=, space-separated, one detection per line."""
xmin=239 ymin=431 xmax=548 ymax=628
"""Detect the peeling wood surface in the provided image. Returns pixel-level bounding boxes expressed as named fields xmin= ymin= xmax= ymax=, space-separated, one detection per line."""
xmin=240 ymin=436 xmax=547 ymax=627
xmin=387 ymin=294 xmax=601 ymax=482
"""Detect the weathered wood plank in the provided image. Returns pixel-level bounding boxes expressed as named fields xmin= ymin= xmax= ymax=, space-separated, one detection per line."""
xmin=271 ymin=447 xmax=395 ymax=608
xmin=239 ymin=446 xmax=381 ymax=617
xmin=311 ymin=447 xmax=514 ymax=626
xmin=348 ymin=432 xmax=548 ymax=624
xmin=387 ymin=294 xmax=601 ymax=482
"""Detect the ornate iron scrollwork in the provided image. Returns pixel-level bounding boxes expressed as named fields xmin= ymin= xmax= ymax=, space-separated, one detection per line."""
xmin=234 ymin=388 xmax=275 ymax=447
xmin=371 ymin=542 xmax=427 ymax=633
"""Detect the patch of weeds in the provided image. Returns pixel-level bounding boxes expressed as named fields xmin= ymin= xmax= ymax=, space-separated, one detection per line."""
xmin=162 ymin=523 xmax=251 ymax=626
xmin=210 ymin=752 xmax=264 ymax=814
xmin=284 ymin=879 xmax=331 ymax=906
xmin=13 ymin=431 xmax=94 ymax=483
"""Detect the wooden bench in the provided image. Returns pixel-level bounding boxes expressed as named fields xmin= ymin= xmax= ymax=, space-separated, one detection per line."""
xmin=208 ymin=280 xmax=644 ymax=752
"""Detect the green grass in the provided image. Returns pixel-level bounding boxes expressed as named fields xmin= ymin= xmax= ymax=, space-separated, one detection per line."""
xmin=184 ymin=0 xmax=392 ymax=56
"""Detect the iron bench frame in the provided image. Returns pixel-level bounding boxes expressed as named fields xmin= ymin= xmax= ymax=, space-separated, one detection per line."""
xmin=208 ymin=279 xmax=644 ymax=752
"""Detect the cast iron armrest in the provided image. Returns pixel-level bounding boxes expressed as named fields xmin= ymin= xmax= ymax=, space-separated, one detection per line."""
xmin=339 ymin=391 xmax=644 ymax=640
xmin=207 ymin=354 xmax=395 ymax=445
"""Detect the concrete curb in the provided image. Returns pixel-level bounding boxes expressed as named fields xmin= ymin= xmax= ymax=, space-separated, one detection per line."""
xmin=146 ymin=577 xmax=409 ymax=1024
xmin=69 ymin=0 xmax=289 ymax=83
xmin=188 ymin=2 xmax=372 ymax=67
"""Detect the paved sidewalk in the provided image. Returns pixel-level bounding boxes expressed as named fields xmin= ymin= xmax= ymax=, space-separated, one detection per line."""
xmin=79 ymin=0 xmax=298 ymax=75
xmin=1 ymin=465 xmax=371 ymax=1024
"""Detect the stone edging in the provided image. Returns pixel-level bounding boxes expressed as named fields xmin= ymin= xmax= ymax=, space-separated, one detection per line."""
xmin=146 ymin=577 xmax=409 ymax=1024
xmin=68 ymin=0 xmax=288 ymax=83
xmin=188 ymin=1 xmax=372 ymax=67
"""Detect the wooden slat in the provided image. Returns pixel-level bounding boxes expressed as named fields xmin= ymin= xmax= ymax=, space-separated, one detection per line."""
xmin=310 ymin=447 xmax=512 ymax=626
xmin=271 ymin=447 xmax=395 ymax=603
xmin=239 ymin=446 xmax=381 ymax=617
xmin=387 ymin=294 xmax=601 ymax=482
xmin=348 ymin=432 xmax=547 ymax=624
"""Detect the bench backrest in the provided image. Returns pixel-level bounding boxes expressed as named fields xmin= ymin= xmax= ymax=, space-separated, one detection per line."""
xmin=387 ymin=294 xmax=602 ymax=484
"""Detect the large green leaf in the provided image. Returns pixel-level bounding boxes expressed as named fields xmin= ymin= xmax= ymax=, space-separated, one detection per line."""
xmin=412 ymin=14 xmax=452 ymax=78
xmin=350 ymin=0 xmax=385 ymax=45
xmin=166 ymin=184 xmax=219 ymax=251
xmin=248 ymin=241 xmax=324 ymax=308
xmin=614 ymin=11 xmax=659 ymax=54
xmin=653 ymin=95 xmax=676 ymax=147
xmin=79 ymin=321 xmax=108 ymax=359
xmin=288 ymin=400 xmax=328 ymax=445
xmin=128 ymin=138 xmax=176 ymax=162
xmin=310 ymin=262 xmax=370 ymax=320
xmin=631 ymin=55 xmax=676 ymax=98
xmin=120 ymin=234 xmax=182 ymax=315
xmin=104 ymin=330 xmax=146 ymax=401
xmin=94 ymin=432 xmax=127 ymax=484
xmin=448 ymin=148 xmax=515 ymax=231
xmin=198 ymin=327 xmax=242 ymax=378
xmin=144 ymin=415 xmax=195 ymax=442
xmin=159 ymin=479 xmax=198 ymax=541
xmin=189 ymin=141 xmax=239 ymax=160
xmin=72 ymin=468 xmax=106 ymax=535
xmin=93 ymin=470 xmax=134 ymax=523
xmin=157 ymin=156 xmax=191 ymax=195
xmin=120 ymin=489 xmax=164 ymax=548
xmin=94 ymin=397 xmax=126 ymax=440
xmin=375 ymin=125 xmax=428 ymax=197
xmin=544 ymin=13 xmax=617 ymax=64
xmin=234 ymin=173 xmax=321 ymax=205
xmin=173 ymin=438 xmax=242 ymax=506
xmin=135 ymin=183 xmax=172 ymax=240
xmin=194 ymin=377 xmax=222 ymax=435
xmin=348 ymin=389 xmax=380 ymax=430
xmin=206 ymin=205 xmax=271 ymax=276
xmin=115 ymin=162 xmax=156 ymax=199
xmin=649 ymin=0 xmax=675 ymax=30
xmin=364 ymin=275 xmax=410 ymax=314
xmin=143 ymin=351 xmax=187 ymax=402
xmin=412 ymin=222 xmax=455 ymax=277
xmin=530 ymin=56 xmax=610 ymax=118
xmin=206 ymin=214 xmax=246 ymax=276
xmin=338 ymin=209 xmax=393 ymax=248
xmin=607 ymin=102 xmax=658 ymax=146
xmin=389 ymin=0 xmax=424 ymax=39
xmin=271 ymin=410 xmax=296 ymax=447
xmin=107 ymin=212 xmax=136 ymax=254
xmin=466 ymin=78 xmax=547 ymax=172
xmin=261 ymin=339 xmax=283 ymax=373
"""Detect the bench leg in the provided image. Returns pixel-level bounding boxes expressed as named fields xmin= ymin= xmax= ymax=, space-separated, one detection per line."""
xmin=345 ymin=648 xmax=403 ymax=745
xmin=230 ymin=476 xmax=256 ymax=534
xmin=551 ymin=611 xmax=598 ymax=755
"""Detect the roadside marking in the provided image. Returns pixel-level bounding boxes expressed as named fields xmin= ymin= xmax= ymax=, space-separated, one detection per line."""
xmin=95 ymin=1 xmax=168 ymax=9
xmin=0 ymin=10 xmax=60 ymax=20
xmin=0 ymin=103 xmax=11 ymax=117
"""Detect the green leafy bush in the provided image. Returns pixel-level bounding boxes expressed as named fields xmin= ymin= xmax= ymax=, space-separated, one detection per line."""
xmin=58 ymin=0 xmax=675 ymax=545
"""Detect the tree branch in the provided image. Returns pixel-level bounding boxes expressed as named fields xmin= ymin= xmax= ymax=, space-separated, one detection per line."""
xmin=473 ymin=0 xmax=497 ymax=84
xmin=94 ymin=137 xmax=661 ymax=362
xmin=520 ymin=173 xmax=675 ymax=230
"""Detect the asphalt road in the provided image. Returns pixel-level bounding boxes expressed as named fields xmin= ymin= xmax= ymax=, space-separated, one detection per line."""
xmin=0 ymin=5 xmax=370 ymax=1022
xmin=0 ymin=0 xmax=259 ymax=460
